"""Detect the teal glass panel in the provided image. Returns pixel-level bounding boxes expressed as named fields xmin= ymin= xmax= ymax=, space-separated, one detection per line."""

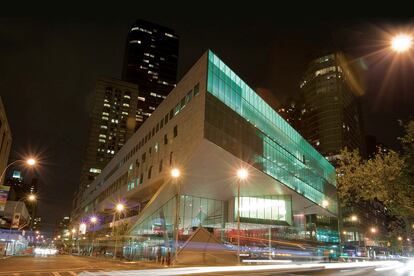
xmin=207 ymin=50 xmax=337 ymax=215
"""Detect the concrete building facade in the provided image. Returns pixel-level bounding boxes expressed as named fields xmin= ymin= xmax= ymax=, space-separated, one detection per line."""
xmin=73 ymin=51 xmax=339 ymax=262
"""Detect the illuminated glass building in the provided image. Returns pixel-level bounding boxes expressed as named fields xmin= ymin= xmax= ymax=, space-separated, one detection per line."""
xmin=122 ymin=19 xmax=179 ymax=130
xmin=73 ymin=51 xmax=339 ymax=262
xmin=300 ymin=52 xmax=365 ymax=161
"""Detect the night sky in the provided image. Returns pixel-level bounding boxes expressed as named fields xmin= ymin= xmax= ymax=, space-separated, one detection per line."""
xmin=1 ymin=15 xmax=413 ymax=233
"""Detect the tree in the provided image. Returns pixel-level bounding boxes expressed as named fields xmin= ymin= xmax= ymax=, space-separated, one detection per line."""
xmin=337 ymin=120 xmax=414 ymax=219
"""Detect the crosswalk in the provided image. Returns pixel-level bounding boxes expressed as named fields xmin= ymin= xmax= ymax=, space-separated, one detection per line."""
xmin=2 ymin=270 xmax=111 ymax=276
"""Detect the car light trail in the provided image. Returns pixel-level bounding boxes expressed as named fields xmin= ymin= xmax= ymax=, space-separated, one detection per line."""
xmin=80 ymin=260 xmax=402 ymax=276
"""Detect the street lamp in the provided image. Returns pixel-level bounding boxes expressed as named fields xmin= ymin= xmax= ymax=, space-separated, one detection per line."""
xmin=391 ymin=34 xmax=413 ymax=53
xmin=171 ymin=168 xmax=181 ymax=265
xmin=236 ymin=168 xmax=248 ymax=265
xmin=0 ymin=158 xmax=37 ymax=184
xmin=90 ymin=216 xmax=98 ymax=256
xmin=351 ymin=215 xmax=358 ymax=222
xmin=113 ymin=203 xmax=125 ymax=259
xmin=370 ymin=227 xmax=377 ymax=234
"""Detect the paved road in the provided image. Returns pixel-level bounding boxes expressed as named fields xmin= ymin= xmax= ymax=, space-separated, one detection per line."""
xmin=0 ymin=255 xmax=157 ymax=275
xmin=0 ymin=256 xmax=406 ymax=275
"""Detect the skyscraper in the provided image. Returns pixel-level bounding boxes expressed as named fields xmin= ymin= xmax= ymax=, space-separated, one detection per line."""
xmin=122 ymin=19 xmax=179 ymax=130
xmin=0 ymin=97 xmax=12 ymax=185
xmin=300 ymin=52 xmax=365 ymax=161
xmin=74 ymin=78 xmax=139 ymax=214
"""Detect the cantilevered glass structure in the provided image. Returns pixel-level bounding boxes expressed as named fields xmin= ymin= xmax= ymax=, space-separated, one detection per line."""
xmin=76 ymin=50 xmax=339 ymax=263
xmin=206 ymin=50 xmax=337 ymax=215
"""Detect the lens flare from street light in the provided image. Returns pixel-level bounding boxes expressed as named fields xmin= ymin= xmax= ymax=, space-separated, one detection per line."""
xmin=391 ymin=34 xmax=413 ymax=53
xmin=116 ymin=203 xmax=125 ymax=212
xmin=322 ymin=200 xmax=329 ymax=208
xmin=90 ymin=216 xmax=97 ymax=223
xmin=27 ymin=158 xmax=36 ymax=166
xmin=171 ymin=168 xmax=180 ymax=178
xmin=237 ymin=168 xmax=248 ymax=180
xmin=28 ymin=194 xmax=36 ymax=201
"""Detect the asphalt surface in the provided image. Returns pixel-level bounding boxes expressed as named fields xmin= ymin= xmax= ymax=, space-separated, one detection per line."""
xmin=0 ymin=255 xmax=158 ymax=275
xmin=0 ymin=255 xmax=407 ymax=275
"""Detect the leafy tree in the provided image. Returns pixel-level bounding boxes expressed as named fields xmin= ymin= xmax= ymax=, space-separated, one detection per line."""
xmin=336 ymin=120 xmax=414 ymax=231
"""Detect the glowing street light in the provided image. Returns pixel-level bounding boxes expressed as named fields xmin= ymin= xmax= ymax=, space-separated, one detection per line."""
xmin=28 ymin=194 xmax=36 ymax=201
xmin=391 ymin=34 xmax=413 ymax=53
xmin=1 ymin=157 xmax=37 ymax=185
xmin=116 ymin=203 xmax=124 ymax=212
xmin=370 ymin=227 xmax=377 ymax=234
xmin=71 ymin=228 xmax=76 ymax=234
xmin=90 ymin=216 xmax=97 ymax=224
xmin=398 ymin=236 xmax=403 ymax=241
xmin=351 ymin=215 xmax=358 ymax=222
xmin=322 ymin=200 xmax=329 ymax=208
xmin=237 ymin=168 xmax=248 ymax=180
xmin=27 ymin=158 xmax=36 ymax=166
xmin=171 ymin=168 xmax=181 ymax=178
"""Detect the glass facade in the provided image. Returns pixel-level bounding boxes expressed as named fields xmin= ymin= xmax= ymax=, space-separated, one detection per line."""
xmin=235 ymin=195 xmax=292 ymax=225
xmin=206 ymin=50 xmax=337 ymax=215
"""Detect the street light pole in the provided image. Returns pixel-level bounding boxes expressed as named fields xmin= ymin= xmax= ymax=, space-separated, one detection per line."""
xmin=236 ymin=168 xmax=248 ymax=265
xmin=90 ymin=216 xmax=97 ymax=256
xmin=0 ymin=158 xmax=36 ymax=185
xmin=113 ymin=203 xmax=124 ymax=260
xmin=171 ymin=168 xmax=181 ymax=265
xmin=237 ymin=178 xmax=241 ymax=265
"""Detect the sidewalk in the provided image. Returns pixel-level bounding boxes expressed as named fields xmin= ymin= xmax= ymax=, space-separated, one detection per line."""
xmin=77 ymin=254 xmax=168 ymax=269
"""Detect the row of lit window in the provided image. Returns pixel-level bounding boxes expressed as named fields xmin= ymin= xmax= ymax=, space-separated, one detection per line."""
xmin=121 ymin=82 xmax=199 ymax=166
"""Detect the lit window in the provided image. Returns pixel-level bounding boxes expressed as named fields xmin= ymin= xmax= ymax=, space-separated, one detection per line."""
xmin=129 ymin=40 xmax=141 ymax=44
xmin=89 ymin=168 xmax=102 ymax=174
xmin=102 ymin=116 xmax=109 ymax=120
xmin=122 ymin=111 xmax=128 ymax=115
xmin=138 ymin=97 xmax=146 ymax=102
xmin=165 ymin=33 xmax=174 ymax=38
xmin=102 ymin=112 xmax=109 ymax=116
xmin=99 ymin=139 xmax=106 ymax=143
xmin=123 ymin=103 xmax=130 ymax=107
xmin=104 ymin=103 xmax=110 ymax=107
xmin=99 ymin=134 xmax=106 ymax=138
xmin=101 ymin=125 xmax=107 ymax=129
xmin=124 ymin=95 xmax=131 ymax=99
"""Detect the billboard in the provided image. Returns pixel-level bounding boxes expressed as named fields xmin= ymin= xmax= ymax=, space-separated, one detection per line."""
xmin=0 ymin=185 xmax=10 ymax=212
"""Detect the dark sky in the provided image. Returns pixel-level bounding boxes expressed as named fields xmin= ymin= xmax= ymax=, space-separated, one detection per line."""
xmin=1 ymin=16 xmax=413 ymax=233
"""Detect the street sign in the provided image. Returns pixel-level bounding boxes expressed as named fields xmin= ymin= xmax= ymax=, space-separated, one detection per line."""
xmin=12 ymin=213 xmax=21 ymax=228
xmin=0 ymin=185 xmax=10 ymax=211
